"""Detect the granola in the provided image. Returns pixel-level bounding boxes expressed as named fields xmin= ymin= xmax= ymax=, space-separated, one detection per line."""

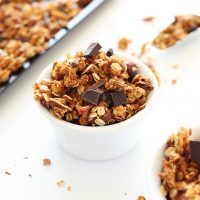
xmin=152 ymin=15 xmax=200 ymax=49
xmin=118 ymin=37 xmax=132 ymax=50
xmin=137 ymin=196 xmax=146 ymax=200
xmin=34 ymin=43 xmax=154 ymax=126
xmin=142 ymin=16 xmax=155 ymax=22
xmin=0 ymin=0 xmax=87 ymax=84
xmin=57 ymin=180 xmax=65 ymax=187
xmin=42 ymin=158 xmax=51 ymax=166
xmin=160 ymin=127 xmax=200 ymax=200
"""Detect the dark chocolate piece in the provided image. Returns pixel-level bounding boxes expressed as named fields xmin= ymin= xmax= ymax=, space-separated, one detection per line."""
xmin=84 ymin=43 xmax=102 ymax=58
xmin=189 ymin=140 xmax=200 ymax=164
xmin=81 ymin=89 xmax=103 ymax=106
xmin=106 ymin=48 xmax=113 ymax=57
xmin=187 ymin=25 xmax=200 ymax=33
xmin=77 ymin=0 xmax=92 ymax=8
xmin=106 ymin=90 xmax=127 ymax=106
xmin=127 ymin=62 xmax=137 ymax=79
xmin=90 ymin=80 xmax=105 ymax=90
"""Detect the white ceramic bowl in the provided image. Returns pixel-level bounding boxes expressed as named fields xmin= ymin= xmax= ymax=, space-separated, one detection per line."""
xmin=147 ymin=126 xmax=200 ymax=199
xmin=35 ymin=53 xmax=159 ymax=161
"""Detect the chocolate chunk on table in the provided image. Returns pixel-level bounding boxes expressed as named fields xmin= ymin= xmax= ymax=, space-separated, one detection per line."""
xmin=127 ymin=62 xmax=137 ymax=79
xmin=106 ymin=90 xmax=127 ymax=106
xmin=106 ymin=48 xmax=113 ymax=57
xmin=81 ymin=88 xmax=103 ymax=106
xmin=90 ymin=79 xmax=105 ymax=90
xmin=189 ymin=140 xmax=200 ymax=164
xmin=84 ymin=43 xmax=102 ymax=58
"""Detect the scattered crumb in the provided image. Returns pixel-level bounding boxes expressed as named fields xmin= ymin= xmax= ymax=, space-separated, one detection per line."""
xmin=137 ymin=196 xmax=146 ymax=200
xmin=139 ymin=43 xmax=150 ymax=56
xmin=67 ymin=185 xmax=72 ymax=191
xmin=143 ymin=60 xmax=160 ymax=86
xmin=28 ymin=174 xmax=32 ymax=177
xmin=124 ymin=192 xmax=127 ymax=196
xmin=131 ymin=52 xmax=137 ymax=57
xmin=42 ymin=158 xmax=51 ymax=166
xmin=118 ymin=37 xmax=132 ymax=50
xmin=172 ymin=64 xmax=180 ymax=69
xmin=57 ymin=180 xmax=65 ymax=187
xmin=23 ymin=157 xmax=29 ymax=159
xmin=171 ymin=79 xmax=177 ymax=85
xmin=5 ymin=171 xmax=11 ymax=175
xmin=142 ymin=16 xmax=155 ymax=22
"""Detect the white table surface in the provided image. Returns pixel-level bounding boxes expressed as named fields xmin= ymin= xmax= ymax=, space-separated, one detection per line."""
xmin=1 ymin=0 xmax=200 ymax=199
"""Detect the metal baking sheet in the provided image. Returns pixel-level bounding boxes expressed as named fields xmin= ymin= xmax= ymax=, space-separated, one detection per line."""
xmin=0 ymin=0 xmax=105 ymax=94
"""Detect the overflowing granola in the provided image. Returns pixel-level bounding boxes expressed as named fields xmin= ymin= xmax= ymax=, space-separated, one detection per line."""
xmin=0 ymin=0 xmax=90 ymax=84
xmin=160 ymin=127 xmax=200 ymax=200
xmin=34 ymin=43 xmax=154 ymax=126
xmin=153 ymin=15 xmax=200 ymax=49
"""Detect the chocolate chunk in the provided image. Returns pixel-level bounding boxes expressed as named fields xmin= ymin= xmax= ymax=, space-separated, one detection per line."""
xmin=106 ymin=48 xmax=113 ymax=57
xmin=127 ymin=62 xmax=138 ymax=79
xmin=106 ymin=90 xmax=127 ymax=106
xmin=81 ymin=89 xmax=103 ymax=106
xmin=189 ymin=139 xmax=200 ymax=164
xmin=84 ymin=43 xmax=102 ymax=58
xmin=90 ymin=80 xmax=105 ymax=90
xmin=77 ymin=0 xmax=92 ymax=8
xmin=187 ymin=25 xmax=200 ymax=33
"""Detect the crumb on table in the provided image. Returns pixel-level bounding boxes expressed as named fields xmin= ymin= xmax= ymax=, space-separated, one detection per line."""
xmin=42 ymin=158 xmax=51 ymax=166
xmin=118 ymin=37 xmax=132 ymax=50
xmin=142 ymin=16 xmax=155 ymax=22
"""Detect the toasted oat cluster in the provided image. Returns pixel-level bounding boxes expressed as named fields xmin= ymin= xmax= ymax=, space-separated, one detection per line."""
xmin=0 ymin=0 xmax=91 ymax=84
xmin=118 ymin=37 xmax=132 ymax=50
xmin=160 ymin=127 xmax=200 ymax=200
xmin=34 ymin=43 xmax=153 ymax=126
xmin=153 ymin=15 xmax=200 ymax=49
xmin=137 ymin=196 xmax=146 ymax=200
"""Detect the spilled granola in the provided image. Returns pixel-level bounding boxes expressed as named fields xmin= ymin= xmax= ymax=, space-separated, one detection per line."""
xmin=34 ymin=43 xmax=154 ymax=126
xmin=160 ymin=127 xmax=200 ymax=200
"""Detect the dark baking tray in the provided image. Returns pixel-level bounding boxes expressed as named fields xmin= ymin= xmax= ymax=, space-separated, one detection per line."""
xmin=0 ymin=0 xmax=105 ymax=94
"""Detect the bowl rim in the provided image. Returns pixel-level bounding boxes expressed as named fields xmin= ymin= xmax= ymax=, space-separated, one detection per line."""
xmin=35 ymin=52 xmax=159 ymax=133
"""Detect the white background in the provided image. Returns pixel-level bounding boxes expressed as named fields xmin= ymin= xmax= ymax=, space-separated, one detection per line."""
xmin=1 ymin=0 xmax=200 ymax=199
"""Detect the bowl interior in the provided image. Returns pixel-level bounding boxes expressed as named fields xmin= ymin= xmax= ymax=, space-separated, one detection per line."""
xmin=147 ymin=126 xmax=200 ymax=200
xmin=35 ymin=53 xmax=159 ymax=131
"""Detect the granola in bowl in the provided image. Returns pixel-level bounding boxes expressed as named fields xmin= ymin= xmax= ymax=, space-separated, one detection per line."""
xmin=160 ymin=127 xmax=200 ymax=200
xmin=33 ymin=43 xmax=158 ymax=160
xmin=34 ymin=43 xmax=154 ymax=126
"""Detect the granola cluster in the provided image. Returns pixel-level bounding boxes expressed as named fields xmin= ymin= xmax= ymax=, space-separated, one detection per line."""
xmin=118 ymin=37 xmax=132 ymax=50
xmin=160 ymin=127 xmax=200 ymax=200
xmin=0 ymin=0 xmax=91 ymax=84
xmin=137 ymin=196 xmax=146 ymax=200
xmin=153 ymin=15 xmax=200 ymax=49
xmin=34 ymin=45 xmax=154 ymax=126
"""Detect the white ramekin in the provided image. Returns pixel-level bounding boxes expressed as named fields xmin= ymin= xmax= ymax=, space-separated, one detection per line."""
xmin=35 ymin=53 xmax=159 ymax=161
xmin=147 ymin=126 xmax=200 ymax=199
